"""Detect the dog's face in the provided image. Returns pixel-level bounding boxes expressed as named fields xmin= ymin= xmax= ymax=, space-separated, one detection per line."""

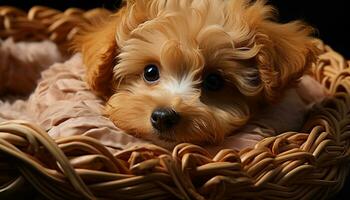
xmin=75 ymin=0 xmax=319 ymax=147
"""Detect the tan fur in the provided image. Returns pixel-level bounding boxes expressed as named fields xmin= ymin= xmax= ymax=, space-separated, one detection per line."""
xmin=73 ymin=15 xmax=120 ymax=98
xmin=74 ymin=0 xmax=319 ymax=146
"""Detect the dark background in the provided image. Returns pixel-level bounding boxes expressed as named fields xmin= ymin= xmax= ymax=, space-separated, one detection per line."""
xmin=1 ymin=0 xmax=349 ymax=199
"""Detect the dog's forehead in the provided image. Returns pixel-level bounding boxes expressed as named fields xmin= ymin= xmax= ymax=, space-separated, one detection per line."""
xmin=125 ymin=10 xmax=235 ymax=73
xmin=115 ymin=0 xmax=261 ymax=81
xmin=130 ymin=1 xmax=228 ymax=43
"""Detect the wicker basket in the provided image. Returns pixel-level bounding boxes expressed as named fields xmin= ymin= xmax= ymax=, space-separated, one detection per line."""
xmin=1 ymin=6 xmax=350 ymax=200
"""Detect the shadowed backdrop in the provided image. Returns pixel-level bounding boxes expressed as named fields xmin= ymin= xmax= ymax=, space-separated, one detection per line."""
xmin=1 ymin=0 xmax=349 ymax=199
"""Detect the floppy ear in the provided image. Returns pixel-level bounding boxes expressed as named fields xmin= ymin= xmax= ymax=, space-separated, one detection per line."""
xmin=254 ymin=20 xmax=320 ymax=101
xmin=73 ymin=15 xmax=119 ymax=98
xmin=73 ymin=1 xmax=151 ymax=98
xmin=226 ymin=0 xmax=320 ymax=101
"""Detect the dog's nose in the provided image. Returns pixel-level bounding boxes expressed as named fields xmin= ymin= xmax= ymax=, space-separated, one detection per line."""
xmin=151 ymin=108 xmax=180 ymax=131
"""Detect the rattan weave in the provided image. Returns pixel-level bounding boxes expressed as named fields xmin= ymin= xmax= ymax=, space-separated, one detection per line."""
xmin=1 ymin=6 xmax=350 ymax=200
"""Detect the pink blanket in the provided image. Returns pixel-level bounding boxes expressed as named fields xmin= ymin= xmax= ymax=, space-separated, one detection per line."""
xmin=0 ymin=38 xmax=326 ymax=153
xmin=0 ymin=39 xmax=146 ymax=151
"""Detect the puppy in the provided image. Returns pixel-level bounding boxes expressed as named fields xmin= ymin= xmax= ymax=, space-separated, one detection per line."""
xmin=74 ymin=0 xmax=319 ymax=148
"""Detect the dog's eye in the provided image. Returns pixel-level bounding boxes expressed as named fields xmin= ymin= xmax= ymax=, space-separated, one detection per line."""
xmin=248 ymin=73 xmax=261 ymax=86
xmin=203 ymin=73 xmax=224 ymax=91
xmin=144 ymin=64 xmax=160 ymax=83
